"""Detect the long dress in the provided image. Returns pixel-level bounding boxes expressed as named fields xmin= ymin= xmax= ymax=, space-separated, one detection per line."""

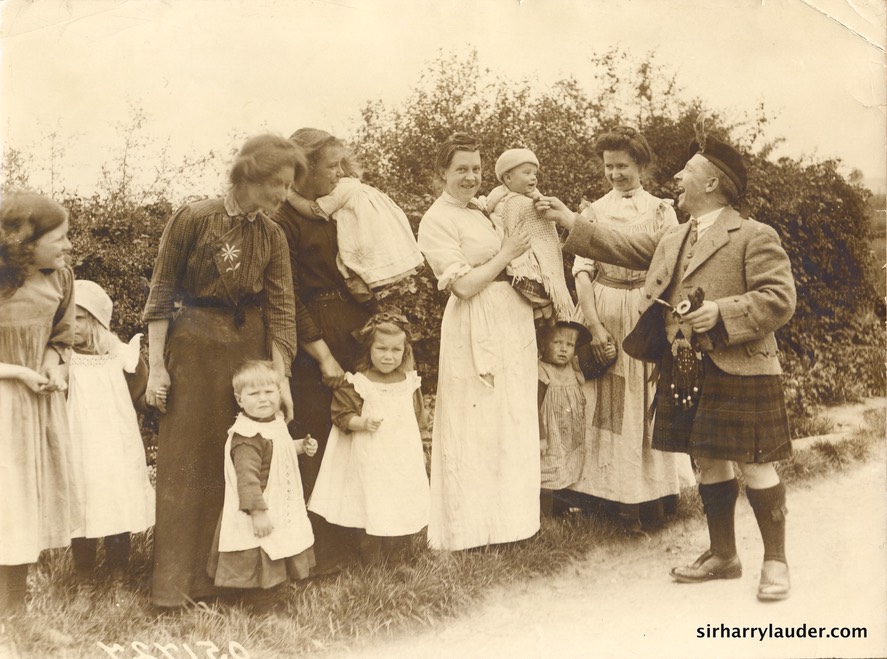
xmin=271 ymin=199 xmax=373 ymax=571
xmin=0 ymin=267 xmax=80 ymax=565
xmin=67 ymin=334 xmax=155 ymax=539
xmin=418 ymin=191 xmax=540 ymax=551
xmin=308 ymin=370 xmax=430 ymax=536
xmin=142 ymin=193 xmax=297 ymax=607
xmin=570 ymin=188 xmax=693 ymax=508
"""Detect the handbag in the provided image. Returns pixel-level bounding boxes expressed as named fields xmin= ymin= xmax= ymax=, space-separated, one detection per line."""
xmin=576 ymin=339 xmax=617 ymax=380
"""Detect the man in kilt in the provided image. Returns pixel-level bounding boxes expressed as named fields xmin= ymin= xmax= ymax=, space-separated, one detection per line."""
xmin=538 ymin=136 xmax=796 ymax=602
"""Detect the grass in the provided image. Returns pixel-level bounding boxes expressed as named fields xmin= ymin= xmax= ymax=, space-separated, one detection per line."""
xmin=5 ymin=407 xmax=885 ymax=658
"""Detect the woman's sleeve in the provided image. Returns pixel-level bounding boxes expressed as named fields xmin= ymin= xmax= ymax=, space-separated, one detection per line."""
xmin=263 ymin=224 xmax=298 ymax=374
xmin=274 ymin=212 xmax=323 ymax=343
xmin=417 ymin=209 xmax=471 ymax=292
xmin=572 ymin=206 xmax=598 ymax=278
xmin=331 ymin=380 xmax=363 ymax=431
xmin=316 ymin=178 xmax=360 ymax=217
xmin=142 ymin=204 xmax=198 ymax=322
xmin=231 ymin=434 xmax=268 ymax=512
xmin=49 ymin=266 xmax=75 ymax=354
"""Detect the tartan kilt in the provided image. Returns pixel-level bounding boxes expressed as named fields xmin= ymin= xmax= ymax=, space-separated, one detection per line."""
xmin=652 ymin=352 xmax=792 ymax=463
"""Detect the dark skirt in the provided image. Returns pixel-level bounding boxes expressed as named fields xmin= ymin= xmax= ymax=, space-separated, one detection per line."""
xmin=652 ymin=352 xmax=792 ymax=463
xmin=151 ymin=305 xmax=267 ymax=607
xmin=206 ymin=517 xmax=315 ymax=589
xmin=290 ymin=295 xmax=372 ymax=571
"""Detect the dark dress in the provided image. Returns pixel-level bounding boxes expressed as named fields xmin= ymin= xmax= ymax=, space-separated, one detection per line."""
xmin=272 ymin=199 xmax=374 ymax=571
xmin=142 ymin=195 xmax=297 ymax=607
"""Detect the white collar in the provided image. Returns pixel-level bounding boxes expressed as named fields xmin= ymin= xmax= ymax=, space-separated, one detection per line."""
xmin=224 ymin=190 xmax=261 ymax=222
xmin=692 ymin=207 xmax=724 ymax=236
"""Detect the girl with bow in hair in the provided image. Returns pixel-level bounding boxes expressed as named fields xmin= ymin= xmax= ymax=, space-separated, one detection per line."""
xmin=308 ymin=309 xmax=431 ymax=563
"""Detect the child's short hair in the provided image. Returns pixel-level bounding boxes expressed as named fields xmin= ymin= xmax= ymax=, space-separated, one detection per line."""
xmin=353 ymin=309 xmax=415 ymax=373
xmin=341 ymin=152 xmax=364 ymax=179
xmin=232 ymin=360 xmax=282 ymax=395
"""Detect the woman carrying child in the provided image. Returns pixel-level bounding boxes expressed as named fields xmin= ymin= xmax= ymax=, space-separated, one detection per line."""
xmin=143 ymin=134 xmax=300 ymax=607
xmin=308 ymin=309 xmax=431 ymax=563
xmin=66 ymin=280 xmax=154 ymax=595
xmin=0 ymin=192 xmax=78 ymax=615
xmin=272 ymin=128 xmax=382 ymax=574
xmin=207 ymin=361 xmax=316 ymax=611
xmin=417 ymin=133 xmax=539 ymax=551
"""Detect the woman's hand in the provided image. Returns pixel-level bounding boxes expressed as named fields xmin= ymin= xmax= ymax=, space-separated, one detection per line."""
xmin=500 ymin=231 xmax=531 ymax=261
xmin=251 ymin=510 xmax=274 ymax=538
xmin=146 ymin=365 xmax=171 ymax=413
xmin=280 ymin=380 xmax=295 ymax=423
xmin=588 ymin=324 xmax=616 ymax=364
xmin=17 ymin=366 xmax=49 ymax=393
xmin=40 ymin=364 xmax=67 ymax=394
xmin=318 ymin=355 xmax=346 ymax=389
xmin=534 ymin=196 xmax=576 ymax=230
xmin=682 ymin=300 xmax=721 ymax=334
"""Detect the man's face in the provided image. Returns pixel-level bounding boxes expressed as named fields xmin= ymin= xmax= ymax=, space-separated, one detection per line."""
xmin=674 ymin=154 xmax=715 ymax=215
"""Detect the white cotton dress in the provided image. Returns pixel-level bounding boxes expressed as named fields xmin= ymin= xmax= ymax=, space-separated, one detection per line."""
xmin=570 ymin=188 xmax=694 ymax=504
xmin=417 ymin=191 xmax=540 ymax=551
xmin=308 ymin=370 xmax=430 ymax=536
xmin=67 ymin=334 xmax=155 ymax=538
xmin=317 ymin=177 xmax=425 ymax=288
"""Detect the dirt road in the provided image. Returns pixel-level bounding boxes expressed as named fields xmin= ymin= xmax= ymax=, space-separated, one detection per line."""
xmin=349 ymin=403 xmax=887 ymax=659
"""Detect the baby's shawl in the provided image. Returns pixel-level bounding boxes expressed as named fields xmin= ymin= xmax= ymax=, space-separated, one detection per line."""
xmin=218 ymin=413 xmax=313 ymax=560
xmin=490 ymin=187 xmax=573 ymax=319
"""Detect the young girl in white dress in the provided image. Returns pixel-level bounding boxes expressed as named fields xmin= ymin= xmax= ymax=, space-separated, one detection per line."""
xmin=308 ymin=309 xmax=431 ymax=563
xmin=286 ymin=154 xmax=424 ymax=301
xmin=66 ymin=280 xmax=155 ymax=587
xmin=208 ymin=360 xmax=317 ymax=609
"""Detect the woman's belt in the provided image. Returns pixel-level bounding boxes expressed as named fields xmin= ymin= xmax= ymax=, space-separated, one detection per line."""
xmin=304 ymin=288 xmax=349 ymax=303
xmin=181 ymin=295 xmax=262 ymax=326
xmin=595 ymin=274 xmax=646 ymax=290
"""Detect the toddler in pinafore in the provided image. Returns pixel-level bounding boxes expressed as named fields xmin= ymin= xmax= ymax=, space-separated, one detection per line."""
xmin=287 ymin=154 xmax=424 ymax=302
xmin=207 ymin=361 xmax=316 ymax=610
xmin=308 ymin=308 xmax=431 ymax=564
xmin=66 ymin=280 xmax=155 ymax=594
xmin=537 ymin=318 xmax=590 ymax=516
xmin=485 ymin=148 xmax=573 ymax=321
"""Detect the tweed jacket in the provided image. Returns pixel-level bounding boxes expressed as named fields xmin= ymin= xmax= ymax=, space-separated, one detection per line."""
xmin=562 ymin=206 xmax=796 ymax=376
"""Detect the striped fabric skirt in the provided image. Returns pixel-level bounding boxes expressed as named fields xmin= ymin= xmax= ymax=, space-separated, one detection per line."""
xmin=652 ymin=352 xmax=792 ymax=464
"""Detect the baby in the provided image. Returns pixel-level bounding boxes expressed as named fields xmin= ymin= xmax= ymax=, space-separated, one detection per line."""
xmin=485 ymin=148 xmax=573 ymax=321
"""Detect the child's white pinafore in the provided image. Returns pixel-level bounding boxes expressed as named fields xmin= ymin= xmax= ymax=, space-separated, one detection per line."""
xmin=309 ymin=371 xmax=430 ymax=536
xmin=67 ymin=335 xmax=155 ymax=538
xmin=218 ymin=413 xmax=314 ymax=560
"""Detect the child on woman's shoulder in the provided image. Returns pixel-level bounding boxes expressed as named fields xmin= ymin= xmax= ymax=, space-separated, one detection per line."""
xmin=287 ymin=154 xmax=424 ymax=303
xmin=308 ymin=308 xmax=430 ymax=564
xmin=484 ymin=148 xmax=573 ymax=322
xmin=537 ymin=318 xmax=590 ymax=517
xmin=66 ymin=280 xmax=155 ymax=604
xmin=207 ymin=360 xmax=316 ymax=611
